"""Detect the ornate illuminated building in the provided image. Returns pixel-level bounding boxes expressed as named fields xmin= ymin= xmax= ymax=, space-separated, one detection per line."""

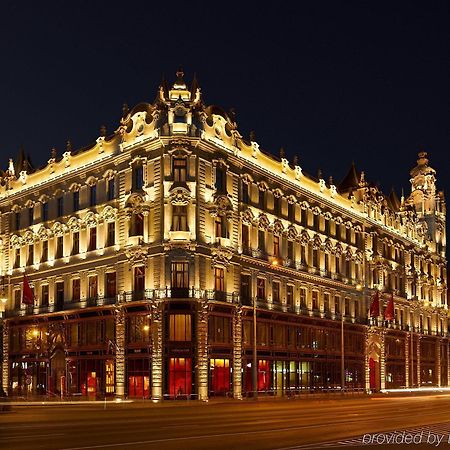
xmin=0 ymin=71 xmax=447 ymax=400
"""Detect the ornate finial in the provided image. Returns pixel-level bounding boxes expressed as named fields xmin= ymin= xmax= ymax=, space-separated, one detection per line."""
xmin=249 ymin=130 xmax=256 ymax=142
xmin=328 ymin=176 xmax=334 ymax=185
xmin=279 ymin=147 xmax=286 ymax=159
xmin=122 ymin=103 xmax=129 ymax=117
xmin=293 ymin=155 xmax=299 ymax=166
xmin=51 ymin=147 xmax=57 ymax=159
xmin=100 ymin=125 xmax=106 ymax=137
xmin=417 ymin=151 xmax=429 ymax=166
xmin=176 ymin=66 xmax=184 ymax=80
xmin=317 ymin=169 xmax=323 ymax=180
xmin=173 ymin=67 xmax=187 ymax=90
xmin=8 ymin=158 xmax=14 ymax=175
xmin=66 ymin=140 xmax=72 ymax=153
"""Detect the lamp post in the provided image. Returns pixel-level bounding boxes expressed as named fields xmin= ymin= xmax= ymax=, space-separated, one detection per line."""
xmin=252 ymin=295 xmax=258 ymax=399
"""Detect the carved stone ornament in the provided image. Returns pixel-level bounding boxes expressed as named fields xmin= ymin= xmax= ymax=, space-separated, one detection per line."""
xmin=67 ymin=217 xmax=81 ymax=232
xmin=209 ymin=194 xmax=233 ymax=218
xmin=323 ymin=238 xmax=333 ymax=254
xmin=10 ymin=234 xmax=23 ymax=248
xmin=299 ymin=230 xmax=310 ymax=246
xmin=52 ymin=222 xmax=67 ymax=237
xmin=344 ymin=246 xmax=354 ymax=261
xmin=84 ymin=212 xmax=98 ymax=228
xmin=312 ymin=234 xmax=322 ymax=250
xmin=286 ymin=225 xmax=298 ymax=240
xmin=258 ymin=213 xmax=270 ymax=231
xmin=125 ymin=247 xmax=149 ymax=267
xmin=334 ymin=243 xmax=343 ymax=257
xmin=211 ymin=245 xmax=234 ymax=267
xmin=170 ymin=187 xmax=191 ymax=206
xmin=272 ymin=219 xmax=285 ymax=236
xmin=37 ymin=226 xmax=50 ymax=241
xmin=241 ymin=208 xmax=255 ymax=225
xmin=102 ymin=205 xmax=118 ymax=222
xmin=295 ymin=165 xmax=302 ymax=180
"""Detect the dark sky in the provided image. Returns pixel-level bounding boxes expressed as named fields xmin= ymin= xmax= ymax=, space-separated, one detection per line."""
xmin=1 ymin=2 xmax=449 ymax=199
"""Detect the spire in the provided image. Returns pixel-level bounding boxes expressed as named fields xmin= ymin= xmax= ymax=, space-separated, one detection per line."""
xmin=338 ymin=162 xmax=360 ymax=193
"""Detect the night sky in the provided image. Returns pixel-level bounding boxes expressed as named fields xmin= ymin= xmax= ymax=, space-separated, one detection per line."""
xmin=1 ymin=2 xmax=449 ymax=200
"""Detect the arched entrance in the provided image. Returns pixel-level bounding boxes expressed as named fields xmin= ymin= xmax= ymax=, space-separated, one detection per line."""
xmin=367 ymin=336 xmax=381 ymax=392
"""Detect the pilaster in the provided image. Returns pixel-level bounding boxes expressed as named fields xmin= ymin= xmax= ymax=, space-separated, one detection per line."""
xmin=114 ymin=306 xmax=125 ymax=399
xmin=151 ymin=300 xmax=163 ymax=401
xmin=196 ymin=297 xmax=209 ymax=401
xmin=232 ymin=305 xmax=243 ymax=399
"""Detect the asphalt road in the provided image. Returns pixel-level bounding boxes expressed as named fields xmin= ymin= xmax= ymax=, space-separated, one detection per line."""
xmin=2 ymin=395 xmax=450 ymax=450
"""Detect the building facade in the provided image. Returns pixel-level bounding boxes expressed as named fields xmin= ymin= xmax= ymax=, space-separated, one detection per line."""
xmin=0 ymin=71 xmax=447 ymax=400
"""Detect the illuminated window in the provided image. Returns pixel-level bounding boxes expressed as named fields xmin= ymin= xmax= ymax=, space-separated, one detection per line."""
xmin=209 ymin=358 xmax=230 ymax=394
xmin=169 ymin=358 xmax=192 ymax=397
xmin=171 ymin=262 xmax=189 ymax=296
xmin=300 ymin=288 xmax=307 ymax=308
xmin=169 ymin=314 xmax=192 ymax=341
xmin=273 ymin=236 xmax=280 ymax=258
xmin=105 ymin=360 xmax=115 ymax=394
xmin=215 ymin=216 xmax=227 ymax=239
xmin=334 ymin=295 xmax=340 ymax=314
xmin=312 ymin=291 xmax=319 ymax=310
xmin=72 ymin=279 xmax=80 ymax=301
xmin=324 ymin=293 xmax=330 ymax=312
xmin=173 ymin=158 xmax=187 ymax=182
xmin=214 ymin=267 xmax=225 ymax=292
xmin=133 ymin=266 xmax=145 ymax=296
xmin=172 ymin=206 xmax=188 ymax=231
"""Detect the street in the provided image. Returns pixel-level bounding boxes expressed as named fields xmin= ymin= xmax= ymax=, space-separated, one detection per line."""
xmin=2 ymin=395 xmax=450 ymax=449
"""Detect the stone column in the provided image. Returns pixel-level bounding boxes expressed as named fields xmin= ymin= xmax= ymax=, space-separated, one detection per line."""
xmin=436 ymin=338 xmax=441 ymax=387
xmin=151 ymin=300 xmax=163 ymax=402
xmin=115 ymin=306 xmax=125 ymax=399
xmin=232 ymin=305 xmax=243 ymax=399
xmin=2 ymin=321 xmax=8 ymax=395
xmin=405 ymin=332 xmax=409 ymax=388
xmin=417 ymin=335 xmax=421 ymax=387
xmin=196 ymin=296 xmax=209 ymax=401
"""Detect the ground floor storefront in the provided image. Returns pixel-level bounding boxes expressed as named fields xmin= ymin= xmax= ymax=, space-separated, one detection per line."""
xmin=3 ymin=302 xmax=449 ymax=399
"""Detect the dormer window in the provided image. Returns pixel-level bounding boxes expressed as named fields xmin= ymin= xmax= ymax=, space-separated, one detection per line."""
xmin=173 ymin=158 xmax=187 ymax=182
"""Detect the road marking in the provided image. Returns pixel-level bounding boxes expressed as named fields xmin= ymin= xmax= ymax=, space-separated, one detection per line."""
xmin=0 ymin=433 xmax=65 ymax=441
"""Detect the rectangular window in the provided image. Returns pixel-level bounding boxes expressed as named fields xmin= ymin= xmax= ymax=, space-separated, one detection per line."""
xmin=28 ymin=207 xmax=34 ymax=226
xmin=215 ymin=216 xmax=227 ymax=239
xmin=257 ymin=278 xmax=266 ymax=301
xmin=335 ymin=256 xmax=341 ymax=274
xmin=56 ymin=236 xmax=63 ymax=259
xmin=42 ymin=202 xmax=49 ymax=222
xmin=273 ymin=196 xmax=280 ymax=215
xmin=288 ymin=203 xmax=295 ymax=221
xmin=324 ymin=293 xmax=330 ymax=312
xmin=107 ymin=178 xmax=115 ymax=201
xmin=258 ymin=230 xmax=265 ymax=252
xmin=272 ymin=281 xmax=280 ymax=303
xmin=258 ymin=190 xmax=265 ymax=209
xmin=106 ymin=272 xmax=116 ymax=299
xmin=131 ymin=213 xmax=144 ymax=236
xmin=169 ymin=314 xmax=192 ymax=341
xmin=300 ymin=288 xmax=307 ymax=308
xmin=41 ymin=284 xmax=49 ymax=306
xmin=134 ymin=266 xmax=145 ymax=295
xmin=169 ymin=358 xmax=192 ymax=397
xmin=42 ymin=240 xmax=48 ymax=262
xmin=172 ymin=206 xmax=188 ymax=231
xmin=286 ymin=285 xmax=294 ymax=307
xmin=344 ymin=298 xmax=350 ymax=316
xmin=312 ymin=249 xmax=319 ymax=268
xmin=72 ymin=231 xmax=80 ymax=254
xmin=215 ymin=166 xmax=226 ymax=193
xmin=57 ymin=196 xmax=64 ymax=217
xmin=73 ymin=191 xmax=80 ymax=211
xmin=133 ymin=166 xmax=144 ymax=190
xmin=240 ymin=274 xmax=251 ymax=305
xmin=88 ymin=276 xmax=98 ymax=299
xmin=88 ymin=227 xmax=97 ymax=251
xmin=242 ymin=183 xmax=249 ymax=203
xmin=171 ymin=262 xmax=189 ymax=292
xmin=14 ymin=247 xmax=21 ymax=268
xmin=242 ymin=224 xmax=249 ymax=249
xmin=301 ymin=245 xmax=307 ymax=264
xmin=312 ymin=291 xmax=319 ymax=310
xmin=273 ymin=235 xmax=280 ymax=257
xmin=27 ymin=244 xmax=34 ymax=266
xmin=15 ymin=211 xmax=21 ymax=230
xmin=173 ymin=158 xmax=187 ymax=182
xmin=334 ymin=295 xmax=340 ymax=314
xmin=14 ymin=290 xmax=21 ymax=309
xmin=214 ymin=267 xmax=225 ymax=292
xmin=287 ymin=240 xmax=294 ymax=260
xmin=72 ymin=279 xmax=80 ymax=301
xmin=56 ymin=281 xmax=64 ymax=309
xmin=107 ymin=222 xmax=115 ymax=247
xmin=90 ymin=185 xmax=97 ymax=207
